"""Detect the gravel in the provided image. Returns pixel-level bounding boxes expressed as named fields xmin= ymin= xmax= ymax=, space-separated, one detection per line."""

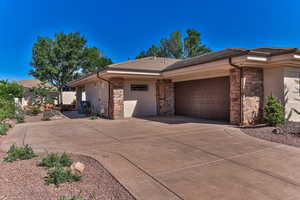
xmin=240 ymin=122 xmax=300 ymax=148
xmin=0 ymin=149 xmax=135 ymax=200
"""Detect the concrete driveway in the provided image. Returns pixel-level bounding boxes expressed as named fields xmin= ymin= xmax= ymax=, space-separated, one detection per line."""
xmin=2 ymin=116 xmax=300 ymax=200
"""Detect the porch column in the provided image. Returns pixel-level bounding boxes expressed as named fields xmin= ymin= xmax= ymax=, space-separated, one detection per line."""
xmin=156 ymin=79 xmax=175 ymax=115
xmin=109 ymin=78 xmax=124 ymax=119
xmin=229 ymin=67 xmax=264 ymax=125
xmin=75 ymin=87 xmax=83 ymax=111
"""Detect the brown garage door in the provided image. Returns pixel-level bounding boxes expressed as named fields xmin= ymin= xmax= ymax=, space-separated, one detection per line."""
xmin=175 ymin=76 xmax=230 ymax=121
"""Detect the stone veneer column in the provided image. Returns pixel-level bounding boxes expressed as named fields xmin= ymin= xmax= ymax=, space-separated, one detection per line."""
xmin=156 ymin=79 xmax=175 ymax=115
xmin=242 ymin=68 xmax=264 ymax=125
xmin=229 ymin=69 xmax=241 ymax=124
xmin=109 ymin=78 xmax=124 ymax=119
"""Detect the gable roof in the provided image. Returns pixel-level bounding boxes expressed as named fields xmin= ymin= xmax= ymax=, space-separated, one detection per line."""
xmin=18 ymin=79 xmax=53 ymax=89
xmin=107 ymin=57 xmax=180 ymax=72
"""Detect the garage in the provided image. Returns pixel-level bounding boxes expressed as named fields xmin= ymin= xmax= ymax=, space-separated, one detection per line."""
xmin=175 ymin=76 xmax=230 ymax=121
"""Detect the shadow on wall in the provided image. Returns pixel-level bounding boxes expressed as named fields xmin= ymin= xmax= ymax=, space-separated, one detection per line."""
xmin=285 ymin=78 xmax=300 ymax=121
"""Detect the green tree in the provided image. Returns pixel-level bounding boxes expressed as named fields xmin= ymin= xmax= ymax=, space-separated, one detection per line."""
xmin=184 ymin=29 xmax=211 ymax=57
xmin=0 ymin=80 xmax=25 ymax=101
xmin=136 ymin=29 xmax=211 ymax=59
xmin=30 ymin=32 xmax=111 ymax=104
xmin=81 ymin=47 xmax=112 ymax=74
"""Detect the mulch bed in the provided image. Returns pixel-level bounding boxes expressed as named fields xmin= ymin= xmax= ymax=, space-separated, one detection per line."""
xmin=240 ymin=122 xmax=300 ymax=148
xmin=0 ymin=143 xmax=135 ymax=200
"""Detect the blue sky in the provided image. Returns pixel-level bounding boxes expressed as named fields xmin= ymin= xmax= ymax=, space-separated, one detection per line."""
xmin=0 ymin=0 xmax=300 ymax=80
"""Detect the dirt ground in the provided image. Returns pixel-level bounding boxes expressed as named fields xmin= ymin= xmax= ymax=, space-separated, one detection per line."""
xmin=0 ymin=136 xmax=135 ymax=200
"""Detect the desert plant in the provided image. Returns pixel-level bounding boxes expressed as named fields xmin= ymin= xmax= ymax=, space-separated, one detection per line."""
xmin=40 ymin=152 xmax=72 ymax=168
xmin=58 ymin=195 xmax=84 ymax=200
xmin=0 ymin=122 xmax=11 ymax=135
xmin=4 ymin=144 xmax=37 ymax=162
xmin=44 ymin=167 xmax=81 ymax=187
xmin=264 ymin=96 xmax=285 ymax=126
xmin=41 ymin=116 xmax=51 ymax=121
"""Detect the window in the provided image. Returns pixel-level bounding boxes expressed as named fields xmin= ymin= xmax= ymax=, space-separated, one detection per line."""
xmin=131 ymin=84 xmax=148 ymax=91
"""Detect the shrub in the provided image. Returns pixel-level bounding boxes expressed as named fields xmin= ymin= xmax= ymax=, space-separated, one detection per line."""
xmin=58 ymin=195 xmax=84 ymax=200
xmin=44 ymin=167 xmax=81 ymax=187
xmin=4 ymin=144 xmax=37 ymax=162
xmin=264 ymin=96 xmax=285 ymax=126
xmin=41 ymin=116 xmax=51 ymax=121
xmin=0 ymin=122 xmax=11 ymax=135
xmin=40 ymin=153 xmax=73 ymax=168
xmin=26 ymin=107 xmax=42 ymax=116
xmin=90 ymin=113 xmax=97 ymax=120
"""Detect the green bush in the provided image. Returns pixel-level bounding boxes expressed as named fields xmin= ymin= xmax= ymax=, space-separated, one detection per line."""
xmin=0 ymin=122 xmax=11 ymax=135
xmin=26 ymin=107 xmax=42 ymax=116
xmin=90 ymin=113 xmax=97 ymax=120
xmin=41 ymin=116 xmax=51 ymax=121
xmin=44 ymin=167 xmax=81 ymax=187
xmin=264 ymin=96 xmax=285 ymax=126
xmin=40 ymin=153 xmax=73 ymax=168
xmin=58 ymin=195 xmax=84 ymax=200
xmin=4 ymin=144 xmax=37 ymax=162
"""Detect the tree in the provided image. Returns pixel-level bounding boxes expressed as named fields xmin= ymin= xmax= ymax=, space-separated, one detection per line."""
xmin=81 ymin=47 xmax=112 ymax=74
xmin=184 ymin=29 xmax=211 ymax=57
xmin=136 ymin=29 xmax=211 ymax=59
xmin=30 ymin=32 xmax=110 ymax=104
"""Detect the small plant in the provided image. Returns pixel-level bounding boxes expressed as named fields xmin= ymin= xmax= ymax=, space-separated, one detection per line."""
xmin=264 ymin=96 xmax=285 ymax=127
xmin=0 ymin=122 xmax=11 ymax=135
xmin=58 ymin=195 xmax=84 ymax=200
xmin=41 ymin=116 xmax=51 ymax=121
xmin=4 ymin=144 xmax=37 ymax=162
xmin=16 ymin=115 xmax=25 ymax=123
xmin=40 ymin=152 xmax=73 ymax=168
xmin=44 ymin=167 xmax=81 ymax=187
xmin=90 ymin=113 xmax=97 ymax=120
xmin=26 ymin=107 xmax=42 ymax=116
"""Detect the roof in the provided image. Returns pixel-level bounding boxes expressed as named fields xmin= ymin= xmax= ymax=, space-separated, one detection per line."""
xmin=18 ymin=79 xmax=52 ymax=88
xmin=107 ymin=57 xmax=180 ymax=72
xmin=69 ymin=46 xmax=299 ymax=86
xmin=163 ymin=47 xmax=299 ymax=72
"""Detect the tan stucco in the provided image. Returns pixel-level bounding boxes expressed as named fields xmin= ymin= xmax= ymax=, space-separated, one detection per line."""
xmin=124 ymin=79 xmax=157 ymax=118
xmin=85 ymin=80 xmax=109 ymax=115
xmin=284 ymin=67 xmax=300 ymax=121
xmin=264 ymin=67 xmax=285 ymax=104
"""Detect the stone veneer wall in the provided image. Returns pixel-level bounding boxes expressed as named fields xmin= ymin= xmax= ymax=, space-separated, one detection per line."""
xmin=242 ymin=68 xmax=264 ymax=125
xmin=156 ymin=79 xmax=175 ymax=115
xmin=229 ymin=69 xmax=241 ymax=124
xmin=229 ymin=67 xmax=264 ymax=125
xmin=109 ymin=78 xmax=124 ymax=119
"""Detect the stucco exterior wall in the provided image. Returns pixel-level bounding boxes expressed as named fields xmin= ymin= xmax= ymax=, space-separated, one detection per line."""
xmin=264 ymin=67 xmax=284 ymax=104
xmin=85 ymin=80 xmax=109 ymax=115
xmin=124 ymin=79 xmax=157 ymax=118
xmin=284 ymin=67 xmax=300 ymax=122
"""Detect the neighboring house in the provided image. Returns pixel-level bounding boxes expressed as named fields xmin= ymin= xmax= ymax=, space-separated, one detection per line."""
xmin=68 ymin=47 xmax=300 ymax=125
xmin=18 ymin=79 xmax=82 ymax=106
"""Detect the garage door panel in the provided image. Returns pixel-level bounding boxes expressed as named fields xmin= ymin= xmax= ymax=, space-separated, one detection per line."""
xmin=175 ymin=77 xmax=230 ymax=121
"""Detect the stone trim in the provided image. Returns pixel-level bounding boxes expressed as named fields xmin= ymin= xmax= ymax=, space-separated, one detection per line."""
xmin=109 ymin=78 xmax=124 ymax=119
xmin=230 ymin=69 xmax=241 ymax=124
xmin=156 ymin=79 xmax=174 ymax=115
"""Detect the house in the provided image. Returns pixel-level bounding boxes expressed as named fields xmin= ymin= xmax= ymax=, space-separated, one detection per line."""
xmin=18 ymin=79 xmax=82 ymax=106
xmin=68 ymin=47 xmax=300 ymax=125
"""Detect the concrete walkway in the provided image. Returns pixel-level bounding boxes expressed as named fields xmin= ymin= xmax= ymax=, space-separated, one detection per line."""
xmin=2 ymin=116 xmax=300 ymax=200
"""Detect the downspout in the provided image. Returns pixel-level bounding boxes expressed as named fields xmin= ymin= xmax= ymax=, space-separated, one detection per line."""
xmin=97 ymin=72 xmax=112 ymax=119
xmin=229 ymin=57 xmax=244 ymax=125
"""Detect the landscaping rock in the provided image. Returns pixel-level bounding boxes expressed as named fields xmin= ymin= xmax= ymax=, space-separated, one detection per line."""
xmin=71 ymin=162 xmax=85 ymax=174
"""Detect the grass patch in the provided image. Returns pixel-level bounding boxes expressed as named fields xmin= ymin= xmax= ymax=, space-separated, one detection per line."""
xmin=4 ymin=144 xmax=37 ymax=162
xmin=44 ymin=167 xmax=81 ymax=187
xmin=39 ymin=152 xmax=72 ymax=168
